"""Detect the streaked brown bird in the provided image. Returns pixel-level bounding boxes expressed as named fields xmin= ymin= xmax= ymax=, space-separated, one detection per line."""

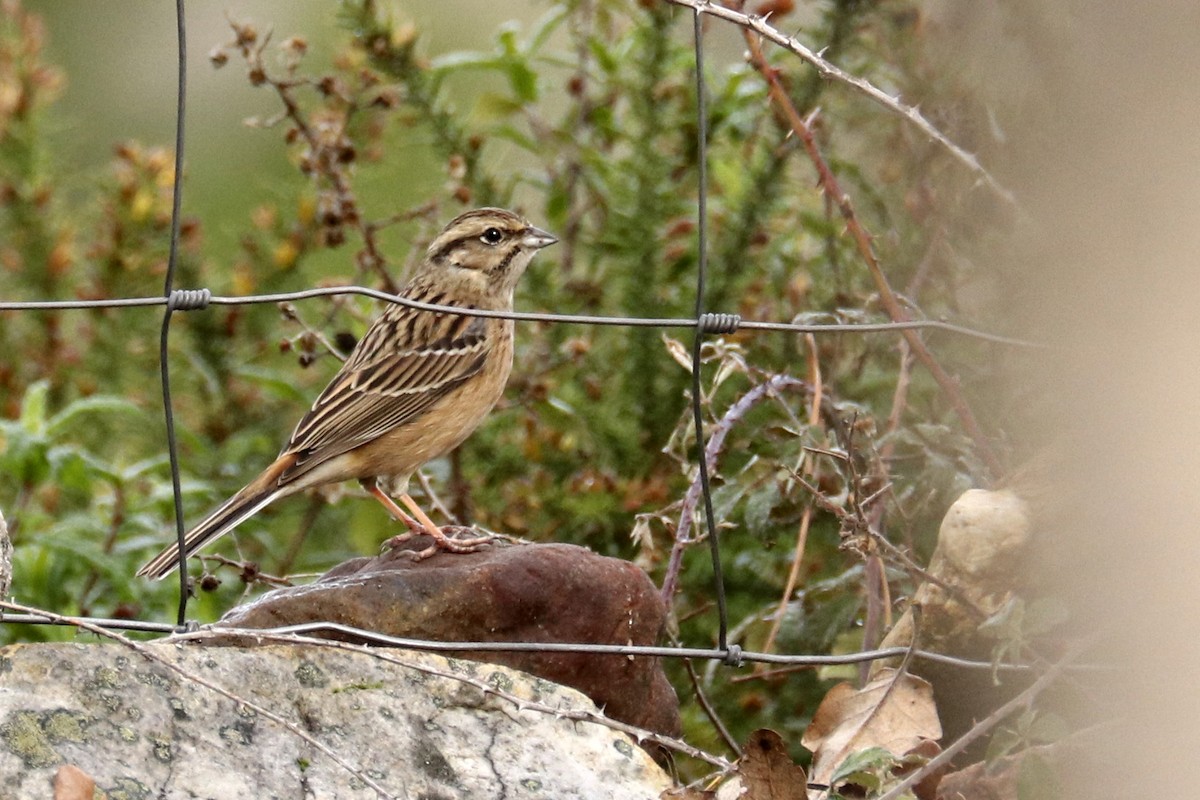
xmin=138 ymin=207 xmax=556 ymax=579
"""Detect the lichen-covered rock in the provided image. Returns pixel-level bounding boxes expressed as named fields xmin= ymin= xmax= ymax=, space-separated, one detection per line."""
xmin=0 ymin=641 xmax=672 ymax=799
xmin=221 ymin=541 xmax=681 ymax=739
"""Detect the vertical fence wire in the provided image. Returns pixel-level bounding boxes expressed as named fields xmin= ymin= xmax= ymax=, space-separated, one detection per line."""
xmin=160 ymin=0 xmax=190 ymax=627
xmin=688 ymin=10 xmax=734 ymax=660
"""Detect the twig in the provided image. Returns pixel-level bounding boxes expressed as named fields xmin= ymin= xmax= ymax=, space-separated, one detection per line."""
xmin=196 ymin=553 xmax=293 ymax=588
xmin=278 ymin=301 xmax=350 ymax=363
xmin=683 ymin=657 xmax=743 ymax=757
xmin=227 ymin=17 xmax=398 ymax=293
xmin=785 ymin=459 xmax=991 ymax=622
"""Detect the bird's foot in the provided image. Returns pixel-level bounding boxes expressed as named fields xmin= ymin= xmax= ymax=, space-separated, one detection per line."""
xmin=383 ymin=525 xmax=499 ymax=561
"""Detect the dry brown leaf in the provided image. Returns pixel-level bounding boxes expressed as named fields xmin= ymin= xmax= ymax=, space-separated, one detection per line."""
xmin=801 ymin=668 xmax=942 ymax=788
xmin=662 ymin=334 xmax=694 ymax=373
xmin=740 ymin=728 xmax=807 ymax=800
xmin=53 ymin=765 xmax=95 ymax=800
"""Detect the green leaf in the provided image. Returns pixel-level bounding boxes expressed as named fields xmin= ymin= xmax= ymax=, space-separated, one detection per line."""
xmin=497 ymin=25 xmax=520 ymax=57
xmin=985 ymin=727 xmax=1021 ymax=764
xmin=429 ymin=50 xmax=501 ymax=75
xmin=46 ymin=395 xmax=143 ymax=437
xmin=236 ymin=366 xmax=311 ymax=405
xmin=830 ymin=746 xmax=895 ymax=787
xmin=504 ymin=60 xmax=538 ymax=103
xmin=710 ymin=482 xmax=747 ymax=520
xmin=526 ymin=6 xmax=568 ymax=53
xmin=1027 ymin=713 xmax=1069 ymax=744
xmin=47 ymin=446 xmax=97 ymax=494
xmin=587 ymin=39 xmax=618 ymax=75
xmin=743 ymin=481 xmax=780 ymax=535
xmin=18 ymin=380 xmax=50 ymax=435
xmin=476 ymin=93 xmax=525 ymax=120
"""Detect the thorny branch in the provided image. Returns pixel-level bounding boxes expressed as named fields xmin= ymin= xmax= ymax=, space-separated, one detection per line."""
xmin=741 ymin=29 xmax=1005 ymax=480
xmin=662 ymin=0 xmax=1015 ymax=207
xmin=660 ymin=373 xmax=809 ymax=607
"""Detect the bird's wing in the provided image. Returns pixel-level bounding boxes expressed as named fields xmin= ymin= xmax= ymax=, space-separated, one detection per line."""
xmin=280 ymin=301 xmax=490 ymax=480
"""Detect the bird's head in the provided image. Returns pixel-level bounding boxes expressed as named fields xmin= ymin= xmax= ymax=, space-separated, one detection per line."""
xmin=422 ymin=207 xmax=557 ymax=304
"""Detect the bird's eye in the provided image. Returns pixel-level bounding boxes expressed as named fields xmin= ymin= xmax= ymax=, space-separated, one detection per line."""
xmin=481 ymin=227 xmax=504 ymax=245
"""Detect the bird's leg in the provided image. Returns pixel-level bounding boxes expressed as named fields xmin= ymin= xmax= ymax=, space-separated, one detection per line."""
xmin=398 ymin=493 xmax=496 ymax=556
xmin=363 ymin=480 xmax=424 ymax=533
xmin=365 ymin=479 xmax=494 ymax=560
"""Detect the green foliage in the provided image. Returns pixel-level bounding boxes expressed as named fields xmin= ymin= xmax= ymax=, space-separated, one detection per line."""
xmin=0 ymin=0 xmax=1026 ymax=779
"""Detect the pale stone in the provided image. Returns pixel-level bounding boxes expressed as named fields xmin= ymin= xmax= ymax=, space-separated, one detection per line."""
xmin=0 ymin=642 xmax=672 ymax=799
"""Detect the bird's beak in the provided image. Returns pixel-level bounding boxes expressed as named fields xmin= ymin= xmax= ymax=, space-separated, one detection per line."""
xmin=522 ymin=226 xmax=558 ymax=250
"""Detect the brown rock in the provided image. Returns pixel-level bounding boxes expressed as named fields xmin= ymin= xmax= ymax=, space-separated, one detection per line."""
xmin=220 ymin=539 xmax=681 ymax=739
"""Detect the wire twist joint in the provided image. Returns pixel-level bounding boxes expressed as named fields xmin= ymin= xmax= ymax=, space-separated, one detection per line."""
xmin=167 ymin=288 xmax=212 ymax=312
xmin=722 ymin=644 xmax=744 ymax=668
xmin=697 ymin=312 xmax=742 ymax=335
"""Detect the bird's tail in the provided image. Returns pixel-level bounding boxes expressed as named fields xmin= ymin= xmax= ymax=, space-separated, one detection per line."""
xmin=136 ymin=455 xmax=295 ymax=580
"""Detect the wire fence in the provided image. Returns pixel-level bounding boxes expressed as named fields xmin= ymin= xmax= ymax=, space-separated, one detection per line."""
xmin=0 ymin=0 xmax=1055 ymax=783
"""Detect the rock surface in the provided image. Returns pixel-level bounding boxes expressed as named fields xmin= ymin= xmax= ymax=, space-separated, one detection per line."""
xmin=876 ymin=489 xmax=1032 ymax=660
xmin=221 ymin=540 xmax=681 ymax=739
xmin=0 ymin=641 xmax=672 ymax=799
xmin=874 ymin=488 xmax=1036 ymax=751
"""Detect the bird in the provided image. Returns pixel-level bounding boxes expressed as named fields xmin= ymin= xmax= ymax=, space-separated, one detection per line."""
xmin=137 ymin=207 xmax=557 ymax=579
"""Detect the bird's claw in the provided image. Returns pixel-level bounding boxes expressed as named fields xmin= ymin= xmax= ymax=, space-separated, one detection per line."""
xmin=382 ymin=525 xmax=498 ymax=561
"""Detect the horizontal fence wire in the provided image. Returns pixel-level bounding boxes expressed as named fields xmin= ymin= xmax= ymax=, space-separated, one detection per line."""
xmin=0 ymin=288 xmax=1043 ymax=347
xmin=0 ymin=611 xmax=1050 ymax=672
